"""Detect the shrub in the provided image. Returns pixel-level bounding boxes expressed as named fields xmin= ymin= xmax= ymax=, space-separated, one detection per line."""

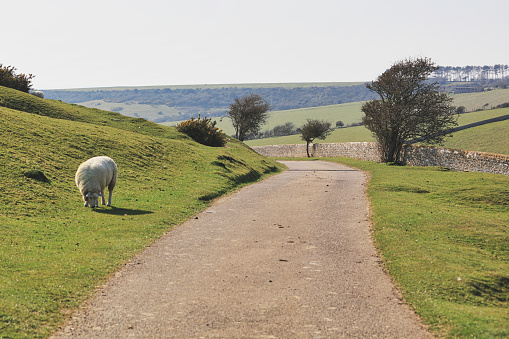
xmin=456 ymin=106 xmax=467 ymax=114
xmin=176 ymin=115 xmax=227 ymax=147
xmin=0 ymin=63 xmax=34 ymax=93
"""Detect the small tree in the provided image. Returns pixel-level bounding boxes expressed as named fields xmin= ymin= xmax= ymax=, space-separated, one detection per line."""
xmin=300 ymin=119 xmax=332 ymax=157
xmin=336 ymin=121 xmax=344 ymax=128
xmin=273 ymin=122 xmax=296 ymax=136
xmin=455 ymin=106 xmax=466 ymax=114
xmin=225 ymin=94 xmax=271 ymax=141
xmin=362 ymin=57 xmax=457 ymax=163
xmin=0 ymin=63 xmax=34 ymax=93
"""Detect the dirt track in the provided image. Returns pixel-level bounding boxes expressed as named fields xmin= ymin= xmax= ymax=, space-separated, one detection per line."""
xmin=52 ymin=160 xmax=431 ymax=338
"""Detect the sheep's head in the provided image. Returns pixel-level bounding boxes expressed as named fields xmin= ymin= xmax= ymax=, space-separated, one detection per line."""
xmin=85 ymin=192 xmax=104 ymax=208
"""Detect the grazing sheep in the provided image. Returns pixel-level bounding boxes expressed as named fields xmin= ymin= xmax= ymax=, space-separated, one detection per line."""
xmin=75 ymin=156 xmax=118 ymax=208
xmin=30 ymin=90 xmax=44 ymax=99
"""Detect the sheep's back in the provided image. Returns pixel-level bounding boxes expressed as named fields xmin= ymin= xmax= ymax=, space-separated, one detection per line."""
xmin=75 ymin=156 xmax=117 ymax=193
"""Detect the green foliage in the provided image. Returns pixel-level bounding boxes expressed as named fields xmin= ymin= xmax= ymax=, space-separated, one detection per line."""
xmin=0 ymin=63 xmax=34 ymax=93
xmin=226 ymin=94 xmax=271 ymax=141
xmin=456 ymin=106 xmax=466 ymax=114
xmin=0 ymin=88 xmax=283 ymax=337
xmin=362 ymin=57 xmax=458 ymax=163
xmin=300 ymin=118 xmax=332 ymax=157
xmin=325 ymin=157 xmax=509 ymax=338
xmin=176 ymin=115 xmax=227 ymax=147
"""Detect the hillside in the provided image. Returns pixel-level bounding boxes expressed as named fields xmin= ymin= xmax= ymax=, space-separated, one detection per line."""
xmin=0 ymin=86 xmax=283 ymax=337
xmin=43 ymin=82 xmax=375 ymax=123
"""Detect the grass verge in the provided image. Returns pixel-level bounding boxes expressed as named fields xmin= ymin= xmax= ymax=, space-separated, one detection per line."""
xmin=321 ymin=157 xmax=508 ymax=338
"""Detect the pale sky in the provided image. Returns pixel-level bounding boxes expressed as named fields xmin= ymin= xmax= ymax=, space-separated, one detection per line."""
xmin=3 ymin=0 xmax=509 ymax=90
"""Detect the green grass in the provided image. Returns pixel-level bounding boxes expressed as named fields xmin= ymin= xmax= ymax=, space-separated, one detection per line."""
xmin=0 ymin=86 xmax=284 ymax=338
xmin=452 ymin=88 xmax=509 ymax=112
xmin=442 ymin=118 xmax=509 ymax=155
xmin=319 ymin=157 xmax=509 ymax=338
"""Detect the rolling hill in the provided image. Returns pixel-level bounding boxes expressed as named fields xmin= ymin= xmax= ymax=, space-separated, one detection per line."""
xmin=0 ymin=85 xmax=283 ymax=337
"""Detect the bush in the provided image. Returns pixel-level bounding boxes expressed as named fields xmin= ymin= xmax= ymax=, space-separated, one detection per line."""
xmin=0 ymin=63 xmax=34 ymax=93
xmin=176 ymin=115 xmax=227 ymax=147
xmin=455 ymin=106 xmax=466 ymax=114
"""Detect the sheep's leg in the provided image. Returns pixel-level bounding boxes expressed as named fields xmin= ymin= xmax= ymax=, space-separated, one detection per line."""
xmin=100 ymin=190 xmax=106 ymax=205
xmin=107 ymin=189 xmax=113 ymax=207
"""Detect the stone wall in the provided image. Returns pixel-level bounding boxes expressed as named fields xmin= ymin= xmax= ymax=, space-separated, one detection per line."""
xmin=252 ymin=142 xmax=509 ymax=175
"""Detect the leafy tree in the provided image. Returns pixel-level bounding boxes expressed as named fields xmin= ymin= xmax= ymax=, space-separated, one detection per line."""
xmin=336 ymin=121 xmax=344 ymax=128
xmin=273 ymin=122 xmax=296 ymax=136
xmin=362 ymin=57 xmax=457 ymax=163
xmin=300 ymin=119 xmax=332 ymax=157
xmin=226 ymin=94 xmax=271 ymax=141
xmin=455 ymin=106 xmax=466 ymax=114
xmin=0 ymin=63 xmax=34 ymax=93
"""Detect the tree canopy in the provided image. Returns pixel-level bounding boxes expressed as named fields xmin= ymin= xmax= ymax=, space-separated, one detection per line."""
xmin=362 ymin=57 xmax=458 ymax=163
xmin=300 ymin=119 xmax=332 ymax=157
xmin=226 ymin=94 xmax=271 ymax=141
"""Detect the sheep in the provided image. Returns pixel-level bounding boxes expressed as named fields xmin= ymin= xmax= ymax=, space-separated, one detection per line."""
xmin=30 ymin=90 xmax=44 ymax=99
xmin=75 ymin=156 xmax=118 ymax=208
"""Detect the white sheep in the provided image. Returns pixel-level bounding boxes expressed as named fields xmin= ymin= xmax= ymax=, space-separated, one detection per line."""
xmin=75 ymin=156 xmax=118 ymax=208
xmin=30 ymin=90 xmax=44 ymax=99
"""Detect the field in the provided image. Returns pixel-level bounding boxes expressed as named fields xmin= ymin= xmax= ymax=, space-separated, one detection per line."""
xmin=322 ymin=157 xmax=509 ymax=338
xmin=0 ymin=86 xmax=283 ymax=338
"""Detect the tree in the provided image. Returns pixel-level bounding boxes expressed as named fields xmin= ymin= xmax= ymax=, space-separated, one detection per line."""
xmin=336 ymin=121 xmax=344 ymax=128
xmin=362 ymin=57 xmax=457 ymax=163
xmin=300 ymin=119 xmax=332 ymax=157
xmin=226 ymin=94 xmax=271 ymax=141
xmin=0 ymin=63 xmax=34 ymax=93
xmin=455 ymin=106 xmax=466 ymax=114
xmin=273 ymin=122 xmax=296 ymax=136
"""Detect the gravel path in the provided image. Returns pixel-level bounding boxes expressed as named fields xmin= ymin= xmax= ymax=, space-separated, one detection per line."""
xmin=52 ymin=160 xmax=432 ymax=338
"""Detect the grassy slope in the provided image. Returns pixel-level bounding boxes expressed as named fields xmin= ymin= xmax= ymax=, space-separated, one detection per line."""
xmin=321 ymin=158 xmax=508 ymax=338
xmin=0 ymin=86 xmax=283 ymax=338
xmin=452 ymin=88 xmax=509 ymax=112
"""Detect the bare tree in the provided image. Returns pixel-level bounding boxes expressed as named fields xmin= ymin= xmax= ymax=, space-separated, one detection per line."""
xmin=226 ymin=94 xmax=271 ymax=141
xmin=362 ymin=57 xmax=458 ymax=163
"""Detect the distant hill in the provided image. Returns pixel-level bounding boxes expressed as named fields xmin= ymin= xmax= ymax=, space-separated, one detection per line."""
xmin=43 ymin=82 xmax=374 ymax=123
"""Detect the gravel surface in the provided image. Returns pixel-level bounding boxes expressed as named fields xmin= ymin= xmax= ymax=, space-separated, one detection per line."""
xmin=52 ymin=160 xmax=432 ymax=338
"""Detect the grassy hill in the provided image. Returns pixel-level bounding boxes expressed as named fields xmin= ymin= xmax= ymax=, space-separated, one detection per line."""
xmin=0 ymin=86 xmax=283 ymax=338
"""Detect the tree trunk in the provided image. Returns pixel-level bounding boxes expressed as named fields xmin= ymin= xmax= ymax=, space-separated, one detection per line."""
xmin=306 ymin=141 xmax=311 ymax=157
